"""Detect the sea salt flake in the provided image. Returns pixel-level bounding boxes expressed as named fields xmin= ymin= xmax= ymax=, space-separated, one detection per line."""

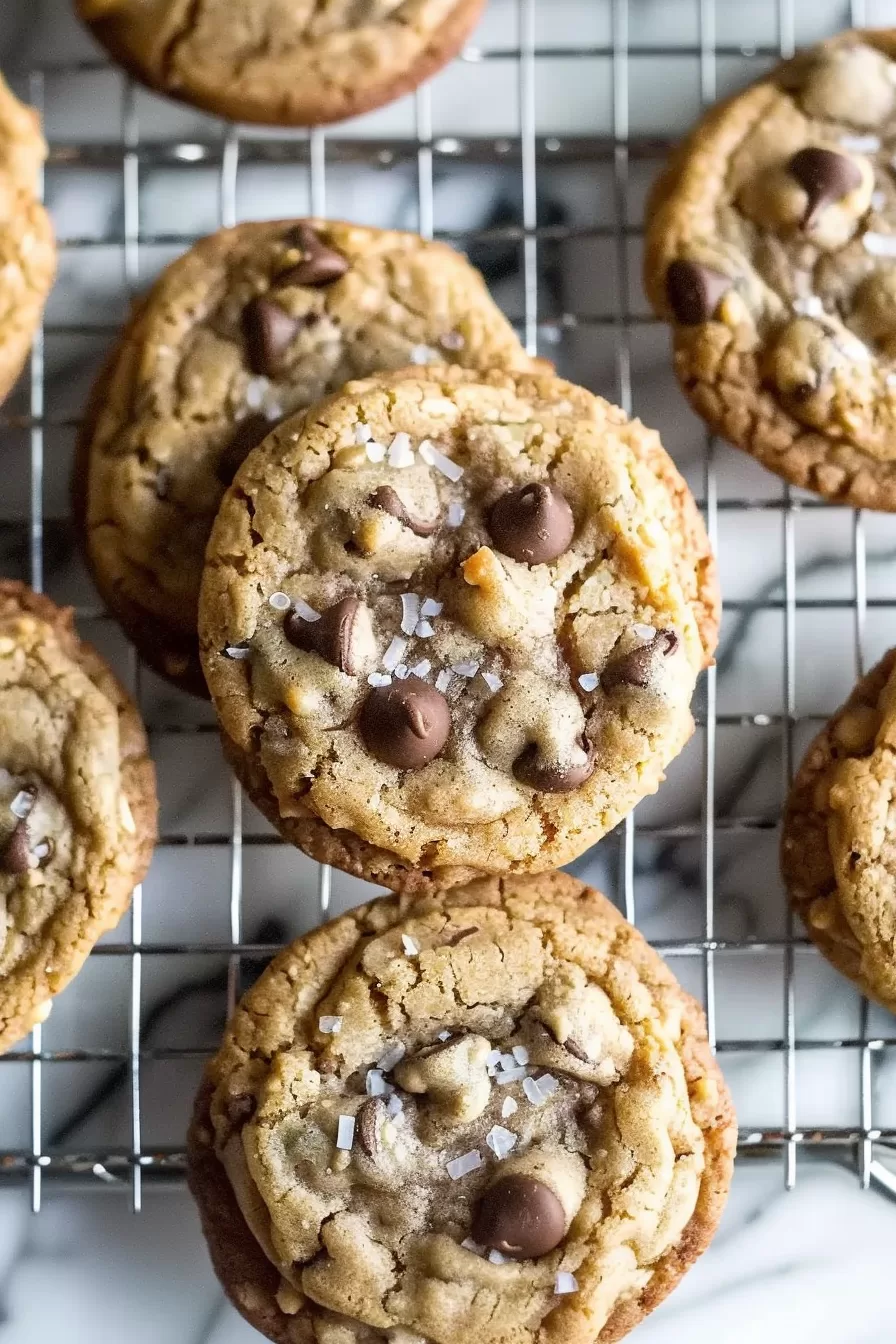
xmin=461 ymin=1238 xmax=484 ymax=1255
xmin=383 ymin=636 xmax=409 ymax=671
xmin=864 ymin=231 xmax=896 ymax=257
xmin=451 ymin=661 xmax=480 ymax=678
xmin=224 ymin=645 xmax=251 ymax=660
xmin=498 ymin=1053 xmax=517 ymax=1072
xmin=336 ymin=1115 xmax=356 ymax=1151
xmin=447 ymin=501 xmax=466 ymax=527
xmin=419 ymin=439 xmax=464 ymax=481
xmin=366 ymin=440 xmax=386 ymax=463
xmin=410 ymin=659 xmax=431 ymax=678
xmin=394 ymin=664 xmax=410 ymax=679
xmin=501 ymin=1097 xmax=518 ymax=1120
xmin=387 ymin=1094 xmax=404 ymax=1117
xmin=420 ymin=598 xmax=443 ymax=618
xmin=367 ymin=672 xmax=392 ymax=687
xmin=401 ymin=593 xmax=421 ymax=635
xmin=435 ymin=669 xmax=454 ymax=692
xmin=294 ymin=599 xmax=321 ymax=623
xmin=402 ymin=934 xmax=420 ymax=957
xmin=438 ymin=1030 xmax=452 ymax=1042
xmin=486 ymin=1125 xmax=518 ymax=1160
xmin=486 ymin=1049 xmax=504 ymax=1075
xmin=10 ymin=790 xmax=34 ymax=820
xmin=388 ymin=432 xmax=415 ymax=468
xmin=245 ymin=376 xmax=270 ymax=409
xmin=792 ymin=295 xmax=824 ymax=318
xmin=577 ymin=672 xmax=599 ymax=692
xmin=523 ymin=1077 xmax=546 ymax=1105
xmin=841 ymin=133 xmax=880 ymax=152
xmin=446 ymin=1150 xmax=483 ymax=1180
xmin=415 ymin=620 xmax=435 ymax=639
xmin=354 ymin=422 xmax=373 ymax=444
xmin=538 ymin=1074 xmax=559 ymax=1097
xmin=319 ymin=1016 xmax=343 ymax=1034
xmin=366 ymin=1069 xmax=393 ymax=1097
xmin=512 ymin=1045 xmax=529 ymax=1066
xmin=268 ymin=591 xmax=292 ymax=611
xmin=555 ymin=1272 xmax=578 ymax=1296
xmin=497 ymin=1066 xmax=529 ymax=1085
xmin=488 ymin=1249 xmax=509 ymax=1265
xmin=378 ymin=1042 xmax=407 ymax=1072
xmin=481 ymin=671 xmax=503 ymax=693
xmin=410 ymin=344 xmax=438 ymax=365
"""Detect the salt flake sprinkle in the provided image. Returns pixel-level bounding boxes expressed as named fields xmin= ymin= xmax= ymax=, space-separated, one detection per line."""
xmin=488 ymin=1249 xmax=509 ymax=1265
xmin=319 ymin=1016 xmax=343 ymax=1034
xmin=438 ymin=1030 xmax=452 ymax=1042
xmin=481 ymin=671 xmax=503 ymax=693
xmin=401 ymin=593 xmax=421 ymax=636
xmin=415 ymin=620 xmax=435 ymax=639
xmin=578 ymin=672 xmax=599 ymax=692
xmin=366 ymin=1069 xmax=393 ymax=1098
xmin=461 ymin=1238 xmax=484 ymax=1255
xmin=446 ymin=1150 xmax=483 ymax=1180
xmin=353 ymin=422 xmax=373 ymax=444
xmin=402 ymin=934 xmax=420 ymax=957
xmin=841 ymin=133 xmax=881 ymax=152
xmin=486 ymin=1049 xmax=503 ymax=1074
xmin=792 ymin=295 xmax=824 ymax=319
xmin=366 ymin=441 xmax=387 ymax=463
xmin=512 ymin=1045 xmax=530 ymax=1066
xmin=524 ymin=1074 xmax=559 ymax=1106
xmin=501 ymin=1096 xmax=518 ymax=1120
xmin=388 ymin=432 xmax=415 ymax=468
xmin=419 ymin=439 xmax=464 ymax=481
xmin=294 ymin=599 xmax=321 ymax=623
xmin=435 ymin=669 xmax=454 ymax=693
xmin=410 ymin=659 xmax=431 ymax=678
xmin=377 ymin=1042 xmax=407 ymax=1072
xmin=420 ymin=598 xmax=443 ymax=619
xmin=224 ymin=645 xmax=251 ymax=660
xmin=387 ymin=1094 xmax=404 ymax=1117
xmin=394 ymin=664 xmax=410 ymax=680
xmin=268 ymin=591 xmax=292 ymax=611
xmin=452 ymin=661 xmax=480 ymax=679
xmin=368 ymin=672 xmax=392 ymax=687
xmin=336 ymin=1115 xmax=356 ymax=1152
xmin=383 ymin=636 xmax=409 ymax=671
xmin=410 ymin=344 xmax=438 ymax=365
xmin=555 ymin=1272 xmax=579 ymax=1296
xmin=486 ymin=1125 xmax=518 ymax=1160
xmin=10 ymin=790 xmax=34 ymax=820
xmin=447 ymin=501 xmax=466 ymax=527
xmin=496 ymin=1066 xmax=529 ymax=1086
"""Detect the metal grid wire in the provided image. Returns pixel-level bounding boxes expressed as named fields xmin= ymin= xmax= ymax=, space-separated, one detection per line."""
xmin=4 ymin=0 xmax=896 ymax=1216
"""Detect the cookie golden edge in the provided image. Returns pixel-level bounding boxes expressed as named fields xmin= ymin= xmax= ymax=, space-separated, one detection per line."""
xmin=186 ymin=872 xmax=737 ymax=1344
xmin=76 ymin=0 xmax=486 ymax=128
xmin=0 ymin=580 xmax=157 ymax=1052
xmin=643 ymin=28 xmax=896 ymax=510
xmin=781 ymin=646 xmax=896 ymax=1009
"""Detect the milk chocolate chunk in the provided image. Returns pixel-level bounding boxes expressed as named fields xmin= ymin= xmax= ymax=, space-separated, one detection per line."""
xmin=788 ymin=147 xmax=863 ymax=226
xmin=243 ymin=297 xmax=301 ymax=377
xmin=277 ymin=225 xmax=349 ymax=288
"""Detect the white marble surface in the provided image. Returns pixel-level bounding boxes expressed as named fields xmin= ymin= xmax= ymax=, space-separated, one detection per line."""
xmin=3 ymin=0 xmax=896 ymax=1339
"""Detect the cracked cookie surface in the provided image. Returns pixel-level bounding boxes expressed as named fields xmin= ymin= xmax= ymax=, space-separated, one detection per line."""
xmin=77 ymin=220 xmax=536 ymax=695
xmin=782 ymin=647 xmax=896 ymax=1009
xmin=187 ymin=871 xmax=736 ymax=1344
xmin=0 ymin=581 xmax=156 ymax=1053
xmin=75 ymin=0 xmax=485 ymax=127
xmin=0 ymin=73 xmax=55 ymax=407
xmin=199 ymin=364 xmax=718 ymax=893
xmin=645 ymin=28 xmax=896 ymax=508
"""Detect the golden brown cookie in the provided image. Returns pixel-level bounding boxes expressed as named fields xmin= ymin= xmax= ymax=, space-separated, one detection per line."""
xmin=645 ymin=29 xmax=896 ymax=508
xmin=187 ymin=871 xmax=736 ymax=1344
xmin=75 ymin=0 xmax=485 ymax=127
xmin=200 ymin=364 xmax=718 ymax=894
xmin=0 ymin=74 xmax=55 ymax=406
xmin=76 ymin=219 xmax=537 ymax=695
xmin=782 ymin=647 xmax=896 ymax=1009
xmin=0 ymin=581 xmax=157 ymax=1053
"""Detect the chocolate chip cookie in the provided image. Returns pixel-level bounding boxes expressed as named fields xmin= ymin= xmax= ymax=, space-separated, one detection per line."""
xmin=782 ymin=647 xmax=896 ymax=1010
xmin=75 ymin=0 xmax=485 ymax=127
xmin=77 ymin=219 xmax=536 ymax=695
xmin=199 ymin=363 xmax=719 ymax=894
xmin=0 ymin=581 xmax=156 ymax=1053
xmin=187 ymin=871 xmax=736 ymax=1344
xmin=0 ymin=73 xmax=55 ymax=406
xmin=645 ymin=29 xmax=896 ymax=508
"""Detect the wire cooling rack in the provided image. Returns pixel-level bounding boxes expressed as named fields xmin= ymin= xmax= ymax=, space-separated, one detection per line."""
xmin=4 ymin=0 xmax=896 ymax=1218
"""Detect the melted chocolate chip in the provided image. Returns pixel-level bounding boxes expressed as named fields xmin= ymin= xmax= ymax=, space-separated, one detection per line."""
xmin=359 ymin=676 xmax=451 ymax=770
xmin=368 ymin=485 xmax=438 ymax=537
xmin=472 ymin=1175 xmax=567 ymax=1260
xmin=217 ymin=414 xmax=271 ymax=486
xmin=601 ymin=629 xmax=679 ymax=693
xmin=513 ymin=740 xmax=595 ymax=793
xmin=284 ymin=596 xmax=365 ymax=675
xmin=276 ymin=224 xmax=349 ymax=288
xmin=788 ymin=147 xmax=863 ymax=226
xmin=357 ymin=1097 xmax=387 ymax=1159
xmin=243 ymin=297 xmax=301 ymax=377
xmin=488 ymin=482 xmax=575 ymax=565
xmin=445 ymin=927 xmax=479 ymax=947
xmin=0 ymin=820 xmax=30 ymax=875
xmin=665 ymin=260 xmax=730 ymax=325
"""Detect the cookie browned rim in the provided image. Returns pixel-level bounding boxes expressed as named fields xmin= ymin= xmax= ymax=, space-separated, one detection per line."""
xmin=186 ymin=872 xmax=736 ymax=1344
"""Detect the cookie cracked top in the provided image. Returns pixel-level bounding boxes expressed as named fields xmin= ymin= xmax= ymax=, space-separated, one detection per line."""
xmin=188 ymin=873 xmax=736 ymax=1344
xmin=645 ymin=29 xmax=896 ymax=508
xmin=79 ymin=220 xmax=536 ymax=694
xmin=75 ymin=0 xmax=485 ymax=127
xmin=0 ymin=73 xmax=55 ymax=407
xmin=200 ymin=365 xmax=718 ymax=891
xmin=0 ymin=582 xmax=156 ymax=1053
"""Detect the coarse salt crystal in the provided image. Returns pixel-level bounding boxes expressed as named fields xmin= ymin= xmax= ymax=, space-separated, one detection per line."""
xmin=366 ymin=1069 xmax=393 ymax=1097
xmin=498 ymin=1053 xmax=517 ymax=1072
xmin=387 ymin=1094 xmax=404 ymax=1117
xmin=420 ymin=598 xmax=443 ymax=618
xmin=841 ymin=133 xmax=880 ymax=152
xmin=632 ymin=622 xmax=656 ymax=641
xmin=501 ymin=1097 xmax=518 ymax=1120
xmin=388 ymin=432 xmax=415 ymax=468
xmin=224 ymin=645 xmax=251 ymax=660
xmin=409 ymin=659 xmax=431 ymax=678
xmin=578 ymin=672 xmax=599 ymax=692
xmin=481 ymin=671 xmax=503 ymax=693
xmin=555 ymin=1272 xmax=578 ymax=1296
xmin=336 ymin=1115 xmax=356 ymax=1151
xmin=523 ymin=1077 xmax=546 ymax=1105
xmin=461 ymin=1238 xmax=484 ymax=1254
xmin=394 ymin=664 xmax=410 ymax=679
xmin=367 ymin=672 xmax=392 ymax=687
xmin=294 ymin=599 xmax=321 ymax=623
xmin=383 ymin=636 xmax=409 ymax=671
xmin=864 ymin=231 xmax=896 ymax=257
xmin=319 ymin=1016 xmax=343 ymax=1034
xmin=496 ymin=1066 xmax=529 ymax=1085
xmin=10 ymin=790 xmax=34 ymax=820
xmin=435 ymin=669 xmax=453 ymax=692
xmin=486 ymin=1126 xmax=518 ymax=1160
xmin=438 ymin=1030 xmax=452 ymax=1042
xmin=451 ymin=661 xmax=479 ymax=678
xmin=402 ymin=934 xmax=420 ymax=957
xmin=401 ymin=593 xmax=421 ymax=635
xmin=415 ymin=620 xmax=435 ymax=639
xmin=447 ymin=501 xmax=466 ymax=527
xmin=354 ymin=422 xmax=373 ymax=444
xmin=268 ymin=591 xmax=292 ymax=611
xmin=488 ymin=1249 xmax=509 ymax=1265
xmin=792 ymin=295 xmax=824 ymax=318
xmin=366 ymin=441 xmax=386 ymax=463
xmin=419 ymin=439 xmax=464 ymax=481
xmin=447 ymin=1150 xmax=483 ymax=1180
xmin=512 ymin=1045 xmax=529 ymax=1066
xmin=486 ymin=1049 xmax=503 ymax=1075
xmin=378 ymin=1042 xmax=407 ymax=1072
xmin=538 ymin=1074 xmax=559 ymax=1097
xmin=410 ymin=344 xmax=438 ymax=365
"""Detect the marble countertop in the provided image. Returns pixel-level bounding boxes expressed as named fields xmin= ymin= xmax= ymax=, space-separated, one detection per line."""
xmin=3 ymin=0 xmax=896 ymax=1339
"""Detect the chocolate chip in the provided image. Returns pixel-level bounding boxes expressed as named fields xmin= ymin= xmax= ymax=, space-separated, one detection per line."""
xmin=368 ymin=485 xmax=438 ymax=538
xmin=358 ymin=1097 xmax=387 ymax=1159
xmin=226 ymin=1094 xmax=257 ymax=1128
xmin=359 ymin=676 xmax=451 ymax=770
xmin=445 ymin=927 xmax=479 ymax=947
xmin=216 ymin=414 xmax=271 ymax=486
xmin=0 ymin=821 xmax=31 ymax=874
xmin=276 ymin=224 xmax=349 ymax=288
xmin=601 ymin=629 xmax=679 ymax=694
xmin=665 ymin=260 xmax=730 ymax=325
xmin=243 ymin=297 xmax=301 ymax=377
xmin=284 ymin=596 xmax=366 ymax=675
xmin=513 ymin=740 xmax=595 ymax=793
xmin=472 ymin=1175 xmax=566 ymax=1260
xmin=788 ymin=147 xmax=863 ymax=226
xmin=488 ymin=483 xmax=575 ymax=565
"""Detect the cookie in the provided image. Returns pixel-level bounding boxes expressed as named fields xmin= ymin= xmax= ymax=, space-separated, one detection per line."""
xmin=0 ymin=73 xmax=56 ymax=406
xmin=199 ymin=364 xmax=719 ymax=894
xmin=75 ymin=0 xmax=485 ymax=127
xmin=645 ymin=29 xmax=896 ymax=509
xmin=0 ymin=581 xmax=156 ymax=1053
xmin=76 ymin=219 xmax=537 ymax=695
xmin=781 ymin=647 xmax=896 ymax=1010
xmin=187 ymin=870 xmax=736 ymax=1344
